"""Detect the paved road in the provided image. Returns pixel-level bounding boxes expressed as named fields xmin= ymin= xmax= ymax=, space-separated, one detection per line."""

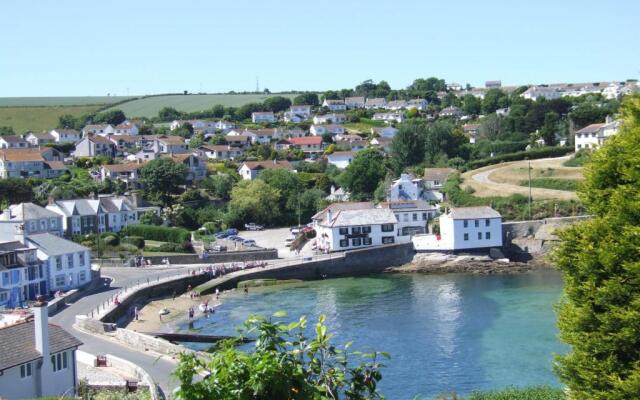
xmin=50 ymin=266 xmax=190 ymax=398
xmin=239 ymin=227 xmax=314 ymax=258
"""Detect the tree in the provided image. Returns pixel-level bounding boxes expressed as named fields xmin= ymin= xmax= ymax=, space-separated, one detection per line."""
xmin=139 ymin=158 xmax=187 ymax=204
xmin=259 ymin=169 xmax=303 ymax=224
xmin=139 ymin=210 xmax=163 ymax=225
xmin=539 ymin=112 xmax=559 ymax=146
xmin=340 ymin=149 xmax=386 ymax=200
xmin=210 ymin=104 xmax=225 ymax=118
xmin=158 ymin=107 xmax=184 ymax=121
xmin=201 ymin=173 xmax=235 ymax=200
xmin=58 ymin=114 xmax=77 ymax=129
xmin=293 ymin=93 xmax=319 ymax=106
xmin=481 ymin=89 xmax=509 ymax=114
xmin=235 ymin=102 xmax=264 ymax=120
xmin=0 ymin=178 xmax=34 ymax=208
xmin=188 ymin=132 xmax=204 ymax=149
xmin=0 ymin=126 xmax=15 ymax=136
xmin=263 ymin=96 xmax=292 ymax=113
xmin=553 ymin=95 xmax=640 ymax=399
xmin=173 ymin=313 xmax=386 ymax=400
xmin=423 ymin=120 xmax=463 ymax=165
xmin=228 ymin=180 xmax=281 ymax=226
xmin=461 ymin=94 xmax=482 ymax=116
xmin=391 ymin=120 xmax=426 ymax=172
xmin=94 ymin=109 xmax=126 ymax=125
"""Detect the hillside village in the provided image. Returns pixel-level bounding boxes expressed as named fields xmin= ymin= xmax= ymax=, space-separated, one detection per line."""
xmin=0 ymin=78 xmax=636 ymax=398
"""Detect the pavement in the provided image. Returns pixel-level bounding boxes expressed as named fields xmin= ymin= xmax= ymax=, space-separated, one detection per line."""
xmin=50 ymin=266 xmax=191 ymax=398
xmin=238 ymin=227 xmax=314 ymax=258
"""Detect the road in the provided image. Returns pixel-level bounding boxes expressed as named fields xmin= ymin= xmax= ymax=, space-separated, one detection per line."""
xmin=50 ymin=266 xmax=190 ymax=398
xmin=461 ymin=156 xmax=580 ymax=200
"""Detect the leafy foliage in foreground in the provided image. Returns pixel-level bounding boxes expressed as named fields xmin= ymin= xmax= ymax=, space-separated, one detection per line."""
xmin=444 ymin=386 xmax=564 ymax=399
xmin=173 ymin=313 xmax=388 ymax=400
xmin=553 ymin=94 xmax=640 ymax=399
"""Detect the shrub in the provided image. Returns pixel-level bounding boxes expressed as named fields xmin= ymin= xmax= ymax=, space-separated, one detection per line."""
xmin=518 ymin=178 xmax=580 ymax=191
xmin=122 ymin=236 xmax=145 ymax=249
xmin=101 ymin=235 xmax=119 ymax=247
xmin=122 ymin=224 xmax=190 ymax=244
xmin=118 ymin=243 xmax=140 ymax=253
xmin=466 ymin=146 xmax=573 ymax=170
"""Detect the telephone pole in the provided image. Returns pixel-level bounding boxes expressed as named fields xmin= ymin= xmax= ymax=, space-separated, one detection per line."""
xmin=528 ymin=159 xmax=532 ymax=220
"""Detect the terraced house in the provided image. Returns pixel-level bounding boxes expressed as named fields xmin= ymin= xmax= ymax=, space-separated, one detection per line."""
xmin=0 ymin=241 xmax=47 ymax=308
xmin=0 ymin=148 xmax=67 ymax=179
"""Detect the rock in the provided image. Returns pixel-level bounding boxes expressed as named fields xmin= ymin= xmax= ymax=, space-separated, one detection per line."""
xmin=489 ymin=248 xmax=505 ymax=260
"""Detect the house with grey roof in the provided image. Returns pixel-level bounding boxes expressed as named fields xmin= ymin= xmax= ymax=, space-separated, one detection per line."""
xmin=25 ymin=132 xmax=56 ymax=147
xmin=0 ymin=135 xmax=29 ymax=149
xmin=46 ymin=195 xmax=159 ymax=236
xmin=25 ymin=233 xmax=91 ymax=292
xmin=312 ymin=203 xmax=399 ymax=252
xmin=0 ymin=241 xmax=47 ymax=308
xmin=0 ymin=298 xmax=82 ymax=399
xmin=49 ymin=128 xmax=81 ymax=144
xmin=0 ymin=203 xmax=64 ymax=240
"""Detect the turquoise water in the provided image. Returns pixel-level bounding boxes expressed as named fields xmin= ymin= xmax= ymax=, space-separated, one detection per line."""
xmin=179 ymin=270 xmax=565 ymax=399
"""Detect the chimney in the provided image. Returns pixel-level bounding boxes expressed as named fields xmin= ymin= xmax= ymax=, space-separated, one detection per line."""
xmin=33 ymin=296 xmax=49 ymax=358
xmin=330 ymin=185 xmax=336 ymax=194
xmin=605 ymin=115 xmax=613 ymax=124
xmin=326 ymin=208 xmax=333 ymax=223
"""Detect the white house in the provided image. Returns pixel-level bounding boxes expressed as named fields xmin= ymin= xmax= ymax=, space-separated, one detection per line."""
xmin=289 ymin=136 xmax=324 ymax=154
xmin=0 ymin=136 xmax=29 ymax=149
xmin=372 ymin=112 xmax=405 ymax=124
xmin=439 ymin=106 xmax=463 ymax=118
xmin=25 ymin=233 xmax=91 ymax=293
xmin=313 ymin=203 xmax=398 ymax=252
xmin=310 ymin=124 xmax=345 ymax=136
xmin=388 ymin=174 xmax=425 ymax=202
xmin=521 ymin=86 xmax=562 ymax=101
xmin=0 ymin=148 xmax=67 ymax=179
xmin=344 ymin=97 xmax=365 ymax=109
xmin=371 ymin=126 xmax=399 ymax=138
xmin=378 ymin=200 xmax=438 ymax=241
xmin=73 ymin=135 xmax=116 ymax=158
xmin=322 ymin=99 xmax=347 ymax=111
xmin=313 ymin=113 xmax=346 ymax=125
xmin=238 ymin=160 xmax=293 ymax=180
xmin=369 ymin=137 xmax=393 ymax=153
xmin=574 ymin=116 xmax=620 ymax=152
xmin=100 ymin=163 xmax=144 ymax=188
xmin=196 ymin=144 xmax=244 ymax=160
xmin=365 ymin=98 xmax=387 ymax=109
xmin=48 ymin=129 xmax=82 ymax=144
xmin=407 ymin=98 xmax=429 ymax=111
xmin=423 ymin=168 xmax=455 ymax=201
xmin=413 ymin=206 xmax=502 ymax=252
xmin=25 ymin=132 xmax=56 ymax=147
xmin=0 ymin=241 xmax=47 ymax=308
xmin=284 ymin=105 xmax=312 ymax=122
xmin=385 ymin=100 xmax=408 ymax=110
xmin=82 ymin=124 xmax=114 ymax=137
xmin=251 ymin=112 xmax=276 ymax=123
xmin=0 ymin=299 xmax=82 ymax=399
xmin=113 ymin=123 xmax=139 ymax=136
xmin=0 ymin=203 xmax=64 ymax=239
xmin=463 ymin=124 xmax=480 ymax=144
xmin=326 ymin=151 xmax=355 ymax=169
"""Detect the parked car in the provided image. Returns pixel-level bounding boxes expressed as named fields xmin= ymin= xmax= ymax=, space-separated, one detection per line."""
xmin=226 ymin=228 xmax=239 ymax=235
xmin=244 ymin=223 xmax=264 ymax=231
xmin=215 ymin=232 xmax=229 ymax=239
xmin=242 ymin=239 xmax=256 ymax=247
xmin=285 ymin=237 xmax=295 ymax=246
xmin=210 ymin=245 xmax=227 ymax=252
xmin=231 ymin=236 xmax=245 ymax=242
xmin=290 ymin=226 xmax=302 ymax=235
xmin=227 ymin=235 xmax=239 ymax=241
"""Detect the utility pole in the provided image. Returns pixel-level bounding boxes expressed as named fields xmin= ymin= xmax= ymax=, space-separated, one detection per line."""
xmin=528 ymin=159 xmax=532 ymax=220
xmin=256 ymin=76 xmax=260 ymax=93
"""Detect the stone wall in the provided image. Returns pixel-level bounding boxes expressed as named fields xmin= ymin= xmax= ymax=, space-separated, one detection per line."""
xmin=141 ymin=248 xmax=279 ymax=265
xmin=49 ymin=268 xmax=102 ymax=316
xmin=199 ymin=243 xmax=415 ymax=295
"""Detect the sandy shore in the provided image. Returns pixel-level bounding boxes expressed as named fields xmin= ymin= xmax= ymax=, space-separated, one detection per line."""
xmin=126 ymin=292 xmax=226 ymax=333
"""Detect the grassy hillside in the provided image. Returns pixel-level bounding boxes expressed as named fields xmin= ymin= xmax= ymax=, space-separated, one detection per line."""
xmin=0 ymin=105 xmax=102 ymax=133
xmin=103 ymin=93 xmax=298 ymax=118
xmin=0 ymin=96 xmax=134 ymax=107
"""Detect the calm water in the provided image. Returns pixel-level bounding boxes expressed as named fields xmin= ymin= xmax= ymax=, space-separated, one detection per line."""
xmin=179 ymin=270 xmax=565 ymax=399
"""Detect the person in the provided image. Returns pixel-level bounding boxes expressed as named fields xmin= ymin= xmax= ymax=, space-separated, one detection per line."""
xmin=114 ymin=295 xmax=120 ymax=305
xmin=172 ymin=290 xmax=177 ymax=300
xmin=134 ymin=306 xmax=139 ymax=321
xmin=244 ymin=286 xmax=248 ymax=294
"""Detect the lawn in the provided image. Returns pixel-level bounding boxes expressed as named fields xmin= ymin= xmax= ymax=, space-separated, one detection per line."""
xmin=343 ymin=118 xmax=386 ymax=134
xmin=103 ymin=93 xmax=299 ymax=118
xmin=0 ymin=105 xmax=101 ymax=133
xmin=519 ymin=178 xmax=581 ymax=191
xmin=0 ymin=96 xmax=135 ymax=107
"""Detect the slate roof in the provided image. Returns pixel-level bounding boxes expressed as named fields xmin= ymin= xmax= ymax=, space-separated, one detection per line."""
xmin=0 ymin=320 xmax=82 ymax=372
xmin=312 ymin=202 xmax=374 ymax=222
xmin=102 ymin=163 xmax=144 ymax=172
xmin=324 ymin=208 xmax=396 ymax=228
xmin=448 ymin=206 xmax=501 ymax=220
xmin=576 ymin=123 xmax=605 ymax=134
xmin=0 ymin=135 xmax=27 ymax=144
xmin=26 ymin=233 xmax=89 ymax=256
xmin=6 ymin=203 xmax=60 ymax=221
xmin=423 ymin=168 xmax=456 ymax=182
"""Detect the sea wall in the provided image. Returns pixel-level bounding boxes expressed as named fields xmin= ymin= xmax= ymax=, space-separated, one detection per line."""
xmin=140 ymin=248 xmax=278 ymax=265
xmin=198 ymin=243 xmax=415 ymax=295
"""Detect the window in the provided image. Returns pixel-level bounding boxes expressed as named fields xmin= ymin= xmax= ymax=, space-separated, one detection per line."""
xmin=339 ymin=239 xmax=348 ymax=248
xmin=485 ymin=219 xmax=490 ymax=226
xmin=351 ymin=227 xmax=362 ymax=235
xmin=0 ymin=292 xmax=7 ymax=302
xmin=362 ymin=226 xmax=371 ymax=234
xmin=363 ymin=237 xmax=372 ymax=245
xmin=55 ymin=275 xmax=65 ymax=287
xmin=463 ymin=233 xmax=469 ymax=241
xmin=382 ymin=236 xmax=394 ymax=244
xmin=381 ymin=224 xmax=394 ymax=232
xmin=79 ymin=271 xmax=87 ymax=282
xmin=339 ymin=227 xmax=348 ymax=235
xmin=67 ymin=254 xmax=73 ymax=268
xmin=463 ymin=220 xmax=468 ymax=228
xmin=485 ymin=232 xmax=491 ymax=240
xmin=478 ymin=232 xmax=482 ymax=240
xmin=474 ymin=220 xmax=479 ymax=227
xmin=40 ymin=220 xmax=46 ymax=230
xmin=20 ymin=362 xmax=32 ymax=378
xmin=79 ymin=252 xmax=85 ymax=266
xmin=55 ymin=256 xmax=62 ymax=271
xmin=403 ymin=214 xmax=409 ymax=222
xmin=412 ymin=213 xmax=418 ymax=221
xmin=50 ymin=219 xmax=57 ymax=228
xmin=2 ymin=272 xmax=8 ymax=284
xmin=422 ymin=213 xmax=428 ymax=221
xmin=51 ymin=352 xmax=68 ymax=372
xmin=351 ymin=238 xmax=362 ymax=246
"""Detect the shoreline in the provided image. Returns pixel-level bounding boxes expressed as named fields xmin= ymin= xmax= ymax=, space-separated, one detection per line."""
xmin=127 ymin=257 xmax=552 ymax=334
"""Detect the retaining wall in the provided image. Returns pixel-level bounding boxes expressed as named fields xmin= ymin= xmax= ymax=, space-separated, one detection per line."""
xmin=199 ymin=243 xmax=415 ymax=295
xmin=49 ymin=269 xmax=102 ymax=316
xmin=141 ymin=248 xmax=278 ymax=265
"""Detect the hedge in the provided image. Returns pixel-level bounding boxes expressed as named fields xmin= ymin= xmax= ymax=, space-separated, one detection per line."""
xmin=122 ymin=224 xmax=190 ymax=244
xmin=465 ymin=146 xmax=573 ymax=170
xmin=122 ymin=236 xmax=145 ymax=249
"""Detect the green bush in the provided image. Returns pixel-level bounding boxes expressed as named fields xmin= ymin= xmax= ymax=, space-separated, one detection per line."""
xmin=518 ymin=178 xmax=580 ymax=191
xmin=118 ymin=243 xmax=140 ymax=253
xmin=456 ymin=386 xmax=565 ymax=399
xmin=466 ymin=146 xmax=573 ymax=170
xmin=122 ymin=236 xmax=145 ymax=249
xmin=122 ymin=224 xmax=190 ymax=244
xmin=562 ymin=150 xmax=591 ymax=167
xmin=101 ymin=235 xmax=119 ymax=247
xmin=145 ymin=242 xmax=193 ymax=253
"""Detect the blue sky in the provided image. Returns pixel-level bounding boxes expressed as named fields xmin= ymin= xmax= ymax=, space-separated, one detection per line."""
xmin=1 ymin=0 xmax=639 ymax=96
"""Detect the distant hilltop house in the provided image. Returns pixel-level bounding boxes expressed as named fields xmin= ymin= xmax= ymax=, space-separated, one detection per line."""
xmin=322 ymin=99 xmax=347 ymax=111
xmin=326 ymin=151 xmax=355 ymax=169
xmin=369 ymin=136 xmax=392 ymax=153
xmin=438 ymin=106 xmax=464 ymax=118
xmin=313 ymin=113 xmax=347 ymax=125
xmin=521 ymin=86 xmax=563 ymax=101
xmin=365 ymin=98 xmax=387 ymax=109
xmin=326 ymin=186 xmax=350 ymax=202
xmin=82 ymin=124 xmax=114 ymax=137
xmin=251 ymin=111 xmax=276 ymax=123
xmin=284 ymin=105 xmax=312 ymax=123
xmin=49 ymin=128 xmax=82 ymax=143
xmin=0 ymin=135 xmax=29 ymax=149
xmin=0 ymin=148 xmax=67 ymax=179
xmin=406 ymin=98 xmax=429 ymax=111
xmin=574 ymin=116 xmax=620 ymax=152
xmin=413 ymin=206 xmax=503 ymax=252
xmin=310 ymin=124 xmax=345 ymax=136
xmin=485 ymin=80 xmax=502 ymax=88
xmin=372 ymin=112 xmax=405 ymax=124
xmin=238 ymin=160 xmax=293 ymax=180
xmin=344 ymin=97 xmax=365 ymax=109
xmin=388 ymin=168 xmax=454 ymax=203
xmin=463 ymin=124 xmax=480 ymax=144
xmin=24 ymin=132 xmax=56 ymax=147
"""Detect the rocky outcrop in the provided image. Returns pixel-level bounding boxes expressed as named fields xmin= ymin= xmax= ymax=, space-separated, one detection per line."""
xmin=390 ymin=253 xmax=546 ymax=274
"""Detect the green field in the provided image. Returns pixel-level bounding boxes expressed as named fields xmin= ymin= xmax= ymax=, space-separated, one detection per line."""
xmin=0 ymin=96 xmax=135 ymax=107
xmin=103 ymin=93 xmax=298 ymax=118
xmin=0 ymin=105 xmax=102 ymax=133
xmin=519 ymin=178 xmax=581 ymax=191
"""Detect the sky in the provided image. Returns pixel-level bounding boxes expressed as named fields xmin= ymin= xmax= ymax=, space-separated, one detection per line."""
xmin=1 ymin=0 xmax=639 ymax=97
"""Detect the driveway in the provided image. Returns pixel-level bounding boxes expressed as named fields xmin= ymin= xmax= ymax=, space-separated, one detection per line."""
xmin=239 ymin=227 xmax=314 ymax=258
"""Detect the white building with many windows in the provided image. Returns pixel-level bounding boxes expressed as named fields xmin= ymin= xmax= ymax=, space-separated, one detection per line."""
xmin=378 ymin=200 xmax=438 ymax=242
xmin=313 ymin=203 xmax=398 ymax=252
